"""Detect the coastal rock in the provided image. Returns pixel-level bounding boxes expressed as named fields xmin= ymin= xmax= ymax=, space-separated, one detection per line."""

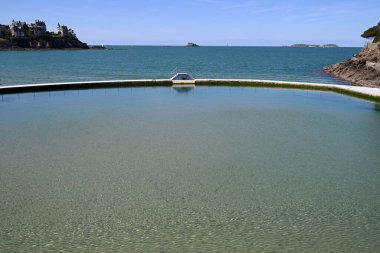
xmin=324 ymin=43 xmax=380 ymax=87
xmin=90 ymin=45 xmax=107 ymax=50
xmin=186 ymin=42 xmax=199 ymax=47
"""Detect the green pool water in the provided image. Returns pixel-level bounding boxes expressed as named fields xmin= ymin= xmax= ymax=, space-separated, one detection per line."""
xmin=0 ymin=87 xmax=379 ymax=252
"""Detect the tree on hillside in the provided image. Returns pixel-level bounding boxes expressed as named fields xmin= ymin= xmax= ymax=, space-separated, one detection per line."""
xmin=361 ymin=22 xmax=380 ymax=43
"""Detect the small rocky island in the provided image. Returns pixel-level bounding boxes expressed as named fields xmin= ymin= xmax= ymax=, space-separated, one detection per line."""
xmin=324 ymin=22 xmax=380 ymax=87
xmin=186 ymin=42 xmax=199 ymax=47
xmin=0 ymin=19 xmax=89 ymax=50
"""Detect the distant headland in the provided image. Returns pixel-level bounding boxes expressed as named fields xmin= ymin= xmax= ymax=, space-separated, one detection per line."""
xmin=0 ymin=19 xmax=94 ymax=50
xmin=286 ymin=44 xmax=339 ymax=48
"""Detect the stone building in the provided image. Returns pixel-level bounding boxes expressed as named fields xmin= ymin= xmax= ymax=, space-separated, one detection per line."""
xmin=29 ymin=20 xmax=47 ymax=37
xmin=10 ymin=20 xmax=26 ymax=38
xmin=57 ymin=23 xmax=76 ymax=38
xmin=57 ymin=23 xmax=69 ymax=37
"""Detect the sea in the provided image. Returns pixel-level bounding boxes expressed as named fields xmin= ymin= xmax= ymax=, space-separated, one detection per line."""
xmin=0 ymin=46 xmax=360 ymax=85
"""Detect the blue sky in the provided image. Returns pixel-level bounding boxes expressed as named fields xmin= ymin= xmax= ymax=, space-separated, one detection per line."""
xmin=1 ymin=0 xmax=379 ymax=46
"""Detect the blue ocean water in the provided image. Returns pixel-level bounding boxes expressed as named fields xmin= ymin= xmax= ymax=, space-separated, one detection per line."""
xmin=0 ymin=46 xmax=359 ymax=85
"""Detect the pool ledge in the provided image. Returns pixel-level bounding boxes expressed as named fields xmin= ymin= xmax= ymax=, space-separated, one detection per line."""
xmin=196 ymin=79 xmax=380 ymax=103
xmin=1 ymin=79 xmax=380 ymax=103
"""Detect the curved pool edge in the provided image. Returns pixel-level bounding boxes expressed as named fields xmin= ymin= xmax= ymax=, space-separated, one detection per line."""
xmin=0 ymin=79 xmax=172 ymax=94
xmin=1 ymin=79 xmax=380 ymax=103
xmin=196 ymin=79 xmax=380 ymax=103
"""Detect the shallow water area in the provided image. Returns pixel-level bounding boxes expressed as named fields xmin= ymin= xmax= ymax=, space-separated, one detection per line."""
xmin=0 ymin=87 xmax=380 ymax=252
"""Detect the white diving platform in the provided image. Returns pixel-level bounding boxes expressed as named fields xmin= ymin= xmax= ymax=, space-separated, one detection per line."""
xmin=171 ymin=73 xmax=196 ymax=85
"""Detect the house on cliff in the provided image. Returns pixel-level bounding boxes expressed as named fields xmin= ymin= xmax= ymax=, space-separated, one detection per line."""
xmin=57 ymin=23 xmax=76 ymax=38
xmin=10 ymin=20 xmax=26 ymax=38
xmin=29 ymin=20 xmax=47 ymax=37
xmin=57 ymin=23 xmax=68 ymax=37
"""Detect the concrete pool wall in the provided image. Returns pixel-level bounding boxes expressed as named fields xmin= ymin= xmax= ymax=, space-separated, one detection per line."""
xmin=1 ymin=79 xmax=380 ymax=103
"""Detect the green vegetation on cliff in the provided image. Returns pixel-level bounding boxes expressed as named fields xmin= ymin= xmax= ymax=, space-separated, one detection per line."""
xmin=361 ymin=22 xmax=380 ymax=43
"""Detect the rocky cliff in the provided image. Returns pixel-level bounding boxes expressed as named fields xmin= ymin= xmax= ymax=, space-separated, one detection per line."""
xmin=0 ymin=36 xmax=89 ymax=50
xmin=324 ymin=43 xmax=380 ymax=87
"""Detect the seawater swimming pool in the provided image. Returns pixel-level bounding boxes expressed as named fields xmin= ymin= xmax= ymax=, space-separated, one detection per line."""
xmin=0 ymin=87 xmax=379 ymax=252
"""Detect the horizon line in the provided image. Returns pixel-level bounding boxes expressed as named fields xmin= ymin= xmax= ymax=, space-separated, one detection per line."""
xmin=92 ymin=44 xmax=362 ymax=48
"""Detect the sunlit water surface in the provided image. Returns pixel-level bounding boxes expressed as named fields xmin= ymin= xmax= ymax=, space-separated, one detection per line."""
xmin=0 ymin=87 xmax=379 ymax=252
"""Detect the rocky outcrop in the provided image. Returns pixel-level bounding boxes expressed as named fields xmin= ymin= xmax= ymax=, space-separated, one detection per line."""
xmin=186 ymin=42 xmax=199 ymax=47
xmin=0 ymin=36 xmax=89 ymax=50
xmin=324 ymin=43 xmax=380 ymax=87
xmin=90 ymin=45 xmax=107 ymax=50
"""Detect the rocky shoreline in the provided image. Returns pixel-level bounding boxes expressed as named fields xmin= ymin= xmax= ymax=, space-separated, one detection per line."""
xmin=0 ymin=45 xmax=107 ymax=51
xmin=0 ymin=37 xmax=89 ymax=50
xmin=324 ymin=43 xmax=380 ymax=87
